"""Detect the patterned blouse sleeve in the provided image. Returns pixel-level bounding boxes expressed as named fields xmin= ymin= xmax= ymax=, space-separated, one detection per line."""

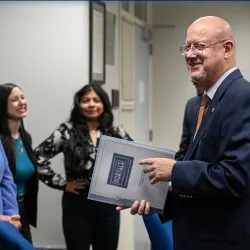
xmin=34 ymin=123 xmax=72 ymax=190
xmin=114 ymin=125 xmax=134 ymax=141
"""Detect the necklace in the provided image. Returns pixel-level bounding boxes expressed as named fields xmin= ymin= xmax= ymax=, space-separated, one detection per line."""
xmin=15 ymin=137 xmax=24 ymax=154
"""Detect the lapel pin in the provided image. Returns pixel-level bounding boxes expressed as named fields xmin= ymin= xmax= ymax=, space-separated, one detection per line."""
xmin=212 ymin=108 xmax=215 ymax=112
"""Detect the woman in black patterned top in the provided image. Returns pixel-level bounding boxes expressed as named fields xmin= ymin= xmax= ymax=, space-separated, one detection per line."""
xmin=34 ymin=83 xmax=132 ymax=250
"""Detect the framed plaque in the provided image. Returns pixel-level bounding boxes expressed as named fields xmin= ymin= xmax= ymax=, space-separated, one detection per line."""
xmin=89 ymin=1 xmax=106 ymax=84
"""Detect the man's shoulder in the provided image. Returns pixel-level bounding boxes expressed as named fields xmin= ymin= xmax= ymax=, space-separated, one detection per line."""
xmin=186 ymin=95 xmax=202 ymax=107
xmin=227 ymin=76 xmax=250 ymax=101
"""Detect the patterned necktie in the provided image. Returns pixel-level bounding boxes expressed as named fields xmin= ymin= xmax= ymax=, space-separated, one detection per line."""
xmin=194 ymin=94 xmax=211 ymax=136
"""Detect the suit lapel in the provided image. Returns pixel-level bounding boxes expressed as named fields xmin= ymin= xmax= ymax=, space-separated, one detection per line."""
xmin=184 ymin=98 xmax=219 ymax=160
xmin=184 ymin=69 xmax=243 ymax=161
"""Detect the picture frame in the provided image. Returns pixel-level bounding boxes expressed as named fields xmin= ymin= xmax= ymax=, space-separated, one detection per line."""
xmin=89 ymin=1 xmax=106 ymax=84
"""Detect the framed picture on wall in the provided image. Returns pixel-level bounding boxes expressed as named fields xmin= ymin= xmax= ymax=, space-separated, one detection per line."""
xmin=89 ymin=1 xmax=106 ymax=84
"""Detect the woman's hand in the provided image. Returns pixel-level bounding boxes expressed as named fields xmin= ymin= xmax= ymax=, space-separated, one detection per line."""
xmin=66 ymin=179 xmax=89 ymax=195
xmin=0 ymin=215 xmax=22 ymax=230
xmin=10 ymin=215 xmax=21 ymax=229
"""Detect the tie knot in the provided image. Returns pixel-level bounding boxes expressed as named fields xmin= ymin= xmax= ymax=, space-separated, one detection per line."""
xmin=201 ymin=94 xmax=211 ymax=107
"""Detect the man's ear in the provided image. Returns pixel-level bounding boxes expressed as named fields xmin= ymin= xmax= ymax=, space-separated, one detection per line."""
xmin=224 ymin=40 xmax=234 ymax=59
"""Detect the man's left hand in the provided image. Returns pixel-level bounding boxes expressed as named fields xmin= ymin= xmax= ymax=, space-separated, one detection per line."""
xmin=139 ymin=158 xmax=176 ymax=184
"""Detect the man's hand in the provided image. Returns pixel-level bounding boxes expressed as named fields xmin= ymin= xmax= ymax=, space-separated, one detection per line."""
xmin=66 ymin=179 xmax=89 ymax=195
xmin=116 ymin=158 xmax=176 ymax=215
xmin=140 ymin=158 xmax=176 ymax=184
xmin=116 ymin=200 xmax=152 ymax=216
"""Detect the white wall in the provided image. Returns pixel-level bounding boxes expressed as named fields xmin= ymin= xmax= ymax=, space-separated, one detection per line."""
xmin=104 ymin=3 xmax=137 ymax=250
xmin=151 ymin=2 xmax=250 ymax=150
xmin=0 ymin=1 xmax=89 ymax=248
xmin=0 ymin=1 xmax=136 ymax=249
xmin=104 ymin=2 xmax=120 ymax=124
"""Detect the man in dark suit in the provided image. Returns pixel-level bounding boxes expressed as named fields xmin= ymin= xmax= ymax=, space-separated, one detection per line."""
xmin=118 ymin=16 xmax=250 ymax=250
xmin=175 ymin=83 xmax=203 ymax=161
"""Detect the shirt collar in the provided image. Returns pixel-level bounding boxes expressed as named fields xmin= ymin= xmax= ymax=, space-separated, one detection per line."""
xmin=205 ymin=67 xmax=238 ymax=100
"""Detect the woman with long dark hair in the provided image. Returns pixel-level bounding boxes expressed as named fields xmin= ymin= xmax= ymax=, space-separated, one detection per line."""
xmin=34 ymin=83 xmax=132 ymax=250
xmin=0 ymin=83 xmax=38 ymax=243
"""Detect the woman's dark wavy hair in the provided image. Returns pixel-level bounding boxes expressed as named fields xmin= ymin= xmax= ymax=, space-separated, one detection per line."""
xmin=0 ymin=83 xmax=31 ymax=176
xmin=64 ymin=83 xmax=121 ymax=176
xmin=69 ymin=83 xmax=114 ymax=133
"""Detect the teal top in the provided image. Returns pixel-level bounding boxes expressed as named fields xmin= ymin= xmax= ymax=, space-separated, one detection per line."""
xmin=14 ymin=137 xmax=35 ymax=194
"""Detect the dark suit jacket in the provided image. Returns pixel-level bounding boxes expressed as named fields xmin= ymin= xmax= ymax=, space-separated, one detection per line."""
xmin=163 ymin=69 xmax=250 ymax=250
xmin=175 ymin=96 xmax=202 ymax=161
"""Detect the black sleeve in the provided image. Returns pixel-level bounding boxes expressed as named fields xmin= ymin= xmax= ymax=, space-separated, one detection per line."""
xmin=158 ymin=191 xmax=172 ymax=223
